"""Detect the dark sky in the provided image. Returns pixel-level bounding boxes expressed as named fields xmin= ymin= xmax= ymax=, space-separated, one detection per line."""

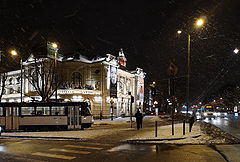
xmin=1 ymin=0 xmax=240 ymax=104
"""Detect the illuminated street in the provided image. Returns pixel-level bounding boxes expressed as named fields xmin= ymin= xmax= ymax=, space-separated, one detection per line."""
xmin=0 ymin=139 xmax=228 ymax=162
xmin=0 ymin=117 xmax=231 ymax=162
xmin=206 ymin=114 xmax=240 ymax=139
xmin=1 ymin=0 xmax=240 ymax=161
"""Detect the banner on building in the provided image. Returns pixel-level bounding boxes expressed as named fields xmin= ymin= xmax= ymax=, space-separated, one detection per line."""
xmin=110 ymin=65 xmax=117 ymax=98
xmin=137 ymin=76 xmax=144 ymax=101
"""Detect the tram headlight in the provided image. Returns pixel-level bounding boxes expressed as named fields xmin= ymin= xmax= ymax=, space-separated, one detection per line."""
xmin=203 ymin=113 xmax=207 ymax=116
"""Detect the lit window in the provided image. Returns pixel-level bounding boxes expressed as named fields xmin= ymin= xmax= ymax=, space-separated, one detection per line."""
xmin=52 ymin=106 xmax=65 ymax=115
xmin=36 ymin=106 xmax=50 ymax=115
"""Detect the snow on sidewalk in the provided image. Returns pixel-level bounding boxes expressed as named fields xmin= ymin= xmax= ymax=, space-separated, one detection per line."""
xmin=127 ymin=122 xmax=228 ymax=144
xmin=0 ymin=116 xmax=156 ymax=139
xmin=0 ymin=116 xmax=229 ymax=144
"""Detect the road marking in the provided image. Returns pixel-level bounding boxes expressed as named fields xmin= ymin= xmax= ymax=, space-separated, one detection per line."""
xmin=64 ymin=145 xmax=103 ymax=150
xmin=50 ymin=148 xmax=91 ymax=154
xmin=32 ymin=152 xmax=76 ymax=160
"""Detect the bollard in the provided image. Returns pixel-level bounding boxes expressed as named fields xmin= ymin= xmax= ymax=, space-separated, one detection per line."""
xmin=172 ymin=118 xmax=174 ymax=135
xmin=183 ymin=120 xmax=185 ymax=135
xmin=155 ymin=121 xmax=158 ymax=137
xmin=189 ymin=120 xmax=191 ymax=132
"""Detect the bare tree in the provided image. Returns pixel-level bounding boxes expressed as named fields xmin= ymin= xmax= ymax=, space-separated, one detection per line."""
xmin=26 ymin=57 xmax=62 ymax=102
xmin=0 ymin=72 xmax=7 ymax=102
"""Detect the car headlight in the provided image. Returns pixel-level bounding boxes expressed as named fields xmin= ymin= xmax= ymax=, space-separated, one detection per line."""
xmin=213 ymin=113 xmax=217 ymax=116
xmin=224 ymin=113 xmax=227 ymax=116
xmin=204 ymin=113 xmax=207 ymax=116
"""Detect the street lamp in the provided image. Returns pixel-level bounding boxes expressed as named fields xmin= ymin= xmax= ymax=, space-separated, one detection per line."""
xmin=177 ymin=17 xmax=205 ymax=114
xmin=51 ymin=42 xmax=58 ymax=101
xmin=234 ymin=48 xmax=239 ymax=54
xmin=195 ymin=18 xmax=204 ymax=27
xmin=10 ymin=49 xmax=23 ymax=102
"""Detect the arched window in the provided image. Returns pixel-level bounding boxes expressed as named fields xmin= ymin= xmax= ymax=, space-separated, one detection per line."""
xmin=9 ymin=88 xmax=14 ymax=94
xmin=71 ymin=72 xmax=82 ymax=89
xmin=16 ymin=77 xmax=20 ymax=84
xmin=9 ymin=78 xmax=13 ymax=85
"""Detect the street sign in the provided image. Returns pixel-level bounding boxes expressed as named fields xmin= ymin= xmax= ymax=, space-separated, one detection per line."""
xmin=167 ymin=61 xmax=178 ymax=76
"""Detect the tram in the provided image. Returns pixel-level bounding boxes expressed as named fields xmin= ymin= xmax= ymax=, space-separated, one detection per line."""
xmin=0 ymin=102 xmax=94 ymax=131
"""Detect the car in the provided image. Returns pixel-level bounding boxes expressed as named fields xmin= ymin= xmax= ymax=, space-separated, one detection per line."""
xmin=202 ymin=112 xmax=216 ymax=119
xmin=214 ymin=111 xmax=227 ymax=118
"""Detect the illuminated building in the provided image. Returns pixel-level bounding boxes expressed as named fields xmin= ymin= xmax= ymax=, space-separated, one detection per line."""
xmin=0 ymin=49 xmax=145 ymax=118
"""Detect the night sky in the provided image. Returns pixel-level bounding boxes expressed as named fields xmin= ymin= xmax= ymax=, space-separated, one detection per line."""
xmin=1 ymin=0 xmax=240 ymax=104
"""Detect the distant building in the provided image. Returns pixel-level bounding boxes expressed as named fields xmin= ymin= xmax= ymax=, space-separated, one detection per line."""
xmin=0 ymin=49 xmax=145 ymax=118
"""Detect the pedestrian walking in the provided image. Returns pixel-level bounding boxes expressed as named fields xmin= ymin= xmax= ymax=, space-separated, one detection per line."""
xmin=189 ymin=115 xmax=195 ymax=132
xmin=135 ymin=109 xmax=143 ymax=130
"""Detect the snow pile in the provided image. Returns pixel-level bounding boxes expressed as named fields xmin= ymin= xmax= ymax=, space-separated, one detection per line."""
xmin=200 ymin=122 xmax=240 ymax=144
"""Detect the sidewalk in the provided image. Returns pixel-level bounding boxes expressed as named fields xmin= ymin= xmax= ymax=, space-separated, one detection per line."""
xmin=127 ymin=122 xmax=209 ymax=144
xmin=0 ymin=117 xmax=227 ymax=144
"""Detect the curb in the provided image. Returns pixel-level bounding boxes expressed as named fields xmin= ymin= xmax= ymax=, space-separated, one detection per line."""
xmin=127 ymin=135 xmax=201 ymax=143
xmin=0 ymin=135 xmax=83 ymax=141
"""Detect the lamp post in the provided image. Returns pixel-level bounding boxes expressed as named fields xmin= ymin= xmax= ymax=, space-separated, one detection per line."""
xmin=51 ymin=42 xmax=58 ymax=102
xmin=10 ymin=50 xmax=23 ymax=102
xmin=177 ymin=18 xmax=205 ymax=114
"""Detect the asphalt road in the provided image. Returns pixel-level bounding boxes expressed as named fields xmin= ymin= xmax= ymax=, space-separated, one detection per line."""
xmin=0 ymin=116 xmax=236 ymax=162
xmin=0 ymin=138 xmax=226 ymax=162
xmin=205 ymin=114 xmax=240 ymax=139
xmin=205 ymin=114 xmax=240 ymax=162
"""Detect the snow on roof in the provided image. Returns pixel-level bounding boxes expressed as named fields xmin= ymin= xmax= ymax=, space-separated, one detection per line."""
xmin=63 ymin=54 xmax=106 ymax=63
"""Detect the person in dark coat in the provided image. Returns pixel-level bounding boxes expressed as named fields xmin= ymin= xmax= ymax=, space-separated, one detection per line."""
xmin=189 ymin=115 xmax=195 ymax=132
xmin=135 ymin=110 xmax=143 ymax=130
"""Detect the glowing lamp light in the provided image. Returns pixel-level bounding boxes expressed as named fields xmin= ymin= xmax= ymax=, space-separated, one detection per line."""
xmin=234 ymin=48 xmax=239 ymax=54
xmin=196 ymin=18 xmax=204 ymax=27
xmin=177 ymin=30 xmax=182 ymax=34
xmin=10 ymin=50 xmax=18 ymax=56
xmin=52 ymin=42 xmax=58 ymax=49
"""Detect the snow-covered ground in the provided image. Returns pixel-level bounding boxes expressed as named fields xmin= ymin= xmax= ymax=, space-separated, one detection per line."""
xmin=1 ymin=116 xmax=235 ymax=144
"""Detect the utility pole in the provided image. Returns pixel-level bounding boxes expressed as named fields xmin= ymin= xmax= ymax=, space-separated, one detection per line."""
xmin=167 ymin=59 xmax=178 ymax=136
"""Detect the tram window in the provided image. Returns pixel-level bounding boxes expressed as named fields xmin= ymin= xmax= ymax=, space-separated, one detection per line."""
xmin=22 ymin=107 xmax=35 ymax=115
xmin=52 ymin=106 xmax=65 ymax=115
xmin=6 ymin=107 xmax=12 ymax=116
xmin=0 ymin=107 xmax=3 ymax=116
xmin=36 ymin=107 xmax=50 ymax=115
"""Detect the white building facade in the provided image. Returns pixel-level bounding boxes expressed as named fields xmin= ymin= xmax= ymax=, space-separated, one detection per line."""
xmin=0 ymin=50 xmax=145 ymax=118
